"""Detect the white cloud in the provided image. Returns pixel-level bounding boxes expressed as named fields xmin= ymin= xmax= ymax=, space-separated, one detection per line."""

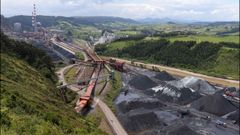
xmin=1 ymin=0 xmax=239 ymax=21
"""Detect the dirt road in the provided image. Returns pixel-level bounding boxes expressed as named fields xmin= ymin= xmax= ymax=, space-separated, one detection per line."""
xmin=96 ymin=98 xmax=128 ymax=135
xmin=106 ymin=57 xmax=239 ymax=88
xmin=56 ymin=64 xmax=77 ymax=85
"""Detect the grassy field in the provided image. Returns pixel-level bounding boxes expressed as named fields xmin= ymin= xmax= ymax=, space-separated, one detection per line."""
xmin=64 ymin=66 xmax=79 ymax=84
xmin=143 ymin=35 xmax=239 ymax=44
xmin=106 ymin=40 xmax=136 ymax=51
xmin=166 ymin=35 xmax=240 ymax=44
xmin=107 ymin=35 xmax=239 ymax=52
xmin=57 ymin=21 xmax=102 ymax=40
xmin=75 ymin=52 xmax=85 ymax=60
xmin=0 ymin=53 xmax=106 ymax=135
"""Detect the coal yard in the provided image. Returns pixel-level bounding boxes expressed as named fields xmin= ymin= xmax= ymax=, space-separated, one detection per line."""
xmin=114 ymin=65 xmax=239 ymax=135
xmin=33 ymin=43 xmax=62 ymax=61
xmin=33 ymin=42 xmax=76 ymax=62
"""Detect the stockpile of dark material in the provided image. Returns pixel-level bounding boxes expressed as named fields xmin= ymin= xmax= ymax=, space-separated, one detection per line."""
xmin=184 ymin=78 xmax=216 ymax=95
xmin=129 ymin=74 xmax=158 ymax=90
xmin=141 ymin=125 xmax=200 ymax=135
xmin=166 ymin=125 xmax=200 ymax=135
xmin=227 ymin=110 xmax=239 ymax=125
xmin=154 ymin=71 xmax=176 ymax=81
xmin=33 ymin=44 xmax=62 ymax=61
xmin=191 ymin=92 xmax=238 ymax=116
xmin=122 ymin=112 xmax=165 ymax=133
xmin=177 ymin=88 xmax=202 ymax=105
xmin=169 ymin=76 xmax=217 ymax=95
xmin=143 ymin=81 xmax=202 ymax=105
xmin=53 ymin=45 xmax=75 ymax=59
xmin=117 ymin=99 xmax=165 ymax=114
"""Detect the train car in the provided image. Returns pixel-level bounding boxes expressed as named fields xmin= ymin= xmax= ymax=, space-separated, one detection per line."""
xmin=75 ymin=67 xmax=101 ymax=114
xmin=108 ymin=58 xmax=125 ymax=72
xmin=75 ymin=82 xmax=94 ymax=113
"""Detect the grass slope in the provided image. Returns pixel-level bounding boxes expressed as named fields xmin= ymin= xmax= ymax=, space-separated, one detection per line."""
xmin=213 ymin=48 xmax=239 ymax=80
xmin=0 ymin=32 xmax=106 ymax=134
xmin=64 ymin=66 xmax=78 ymax=84
xmin=0 ymin=53 xmax=105 ymax=135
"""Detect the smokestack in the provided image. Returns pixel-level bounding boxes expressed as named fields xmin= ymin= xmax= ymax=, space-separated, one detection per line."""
xmin=32 ymin=4 xmax=37 ymax=32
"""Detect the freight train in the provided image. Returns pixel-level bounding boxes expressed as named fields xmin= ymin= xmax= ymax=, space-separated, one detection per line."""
xmin=108 ymin=58 xmax=125 ymax=72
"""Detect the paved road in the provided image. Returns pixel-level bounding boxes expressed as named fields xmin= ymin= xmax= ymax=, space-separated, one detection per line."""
xmin=105 ymin=57 xmax=239 ymax=88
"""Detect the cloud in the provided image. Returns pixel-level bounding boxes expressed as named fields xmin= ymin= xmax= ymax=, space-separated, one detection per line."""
xmin=1 ymin=0 xmax=239 ymax=21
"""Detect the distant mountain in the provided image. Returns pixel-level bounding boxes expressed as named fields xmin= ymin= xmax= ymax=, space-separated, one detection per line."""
xmin=73 ymin=16 xmax=137 ymax=24
xmin=4 ymin=15 xmax=138 ymax=31
xmin=137 ymin=17 xmax=240 ymax=25
xmin=137 ymin=17 xmax=180 ymax=24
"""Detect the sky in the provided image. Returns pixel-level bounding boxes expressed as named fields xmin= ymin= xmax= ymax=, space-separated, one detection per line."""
xmin=1 ymin=0 xmax=239 ymax=21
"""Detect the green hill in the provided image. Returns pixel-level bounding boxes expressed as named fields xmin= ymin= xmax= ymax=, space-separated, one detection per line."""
xmin=0 ymin=33 xmax=105 ymax=135
xmin=4 ymin=15 xmax=137 ymax=31
xmin=96 ymin=38 xmax=239 ymax=80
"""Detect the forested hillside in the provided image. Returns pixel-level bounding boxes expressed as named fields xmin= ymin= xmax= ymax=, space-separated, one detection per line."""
xmin=96 ymin=38 xmax=239 ymax=80
xmin=3 ymin=15 xmax=137 ymax=31
xmin=0 ymin=33 xmax=105 ymax=134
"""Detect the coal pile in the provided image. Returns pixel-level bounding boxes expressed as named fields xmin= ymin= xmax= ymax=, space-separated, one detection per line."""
xmin=117 ymin=67 xmax=240 ymax=135
xmin=177 ymin=88 xmax=202 ymax=105
xmin=154 ymin=71 xmax=176 ymax=81
xmin=33 ymin=44 xmax=62 ymax=61
xmin=129 ymin=74 xmax=158 ymax=90
xmin=149 ymin=82 xmax=202 ymax=105
xmin=53 ymin=45 xmax=75 ymax=59
xmin=117 ymin=99 xmax=165 ymax=114
xmin=169 ymin=76 xmax=216 ymax=95
xmin=122 ymin=112 xmax=165 ymax=133
xmin=191 ymin=92 xmax=238 ymax=116
xmin=166 ymin=125 xmax=200 ymax=135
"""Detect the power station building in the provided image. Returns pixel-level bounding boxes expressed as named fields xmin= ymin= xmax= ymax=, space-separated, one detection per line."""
xmin=13 ymin=22 xmax=22 ymax=33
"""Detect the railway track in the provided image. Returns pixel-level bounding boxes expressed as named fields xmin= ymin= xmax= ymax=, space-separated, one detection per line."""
xmin=53 ymin=37 xmax=127 ymax=134
xmin=73 ymin=41 xmax=106 ymax=113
